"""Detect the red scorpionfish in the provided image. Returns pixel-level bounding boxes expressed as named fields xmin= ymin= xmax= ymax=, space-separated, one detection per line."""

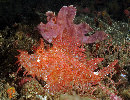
xmin=17 ymin=5 xmax=118 ymax=94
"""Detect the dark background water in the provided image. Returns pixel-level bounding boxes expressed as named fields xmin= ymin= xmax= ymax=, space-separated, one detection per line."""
xmin=0 ymin=0 xmax=129 ymax=30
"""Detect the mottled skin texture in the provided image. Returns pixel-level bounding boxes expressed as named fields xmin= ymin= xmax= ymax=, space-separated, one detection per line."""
xmin=17 ymin=37 xmax=117 ymax=93
xmin=17 ymin=6 xmax=118 ymax=94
